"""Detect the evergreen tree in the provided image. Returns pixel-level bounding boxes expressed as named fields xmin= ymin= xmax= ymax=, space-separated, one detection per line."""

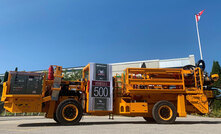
xmin=3 ymin=71 xmax=9 ymax=82
xmin=210 ymin=61 xmax=221 ymax=88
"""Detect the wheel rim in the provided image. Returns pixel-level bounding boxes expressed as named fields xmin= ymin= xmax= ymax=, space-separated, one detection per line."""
xmin=158 ymin=105 xmax=173 ymax=121
xmin=62 ymin=104 xmax=78 ymax=121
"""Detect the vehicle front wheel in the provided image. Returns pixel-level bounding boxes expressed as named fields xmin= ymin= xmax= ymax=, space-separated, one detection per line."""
xmin=56 ymin=99 xmax=83 ymax=125
xmin=53 ymin=113 xmax=60 ymax=123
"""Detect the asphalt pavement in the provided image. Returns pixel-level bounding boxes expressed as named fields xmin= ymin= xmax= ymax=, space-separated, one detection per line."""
xmin=0 ymin=115 xmax=221 ymax=134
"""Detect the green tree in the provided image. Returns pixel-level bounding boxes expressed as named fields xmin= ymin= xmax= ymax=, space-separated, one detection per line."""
xmin=210 ymin=61 xmax=221 ymax=88
xmin=15 ymin=67 xmax=18 ymax=71
xmin=63 ymin=69 xmax=82 ymax=81
xmin=210 ymin=61 xmax=221 ymax=111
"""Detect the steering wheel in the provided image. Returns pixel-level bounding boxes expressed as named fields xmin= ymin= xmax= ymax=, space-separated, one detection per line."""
xmin=183 ymin=65 xmax=195 ymax=70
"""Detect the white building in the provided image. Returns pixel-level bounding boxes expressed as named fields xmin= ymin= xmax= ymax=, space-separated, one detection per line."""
xmin=0 ymin=55 xmax=195 ymax=78
xmin=111 ymin=55 xmax=195 ymax=75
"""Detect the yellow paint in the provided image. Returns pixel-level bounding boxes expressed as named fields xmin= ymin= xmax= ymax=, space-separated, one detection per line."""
xmin=211 ymin=74 xmax=219 ymax=81
xmin=42 ymin=96 xmax=52 ymax=102
xmin=3 ymin=96 xmax=42 ymax=113
xmin=177 ymin=94 xmax=187 ymax=117
xmin=45 ymin=101 xmax=56 ymax=118
xmin=186 ymin=94 xmax=209 ymax=114
xmin=130 ymin=102 xmax=148 ymax=113
xmin=1 ymin=64 xmax=214 ymax=121
xmin=204 ymin=90 xmax=214 ymax=98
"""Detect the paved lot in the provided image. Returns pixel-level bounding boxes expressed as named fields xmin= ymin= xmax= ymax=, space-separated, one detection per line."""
xmin=0 ymin=115 xmax=221 ymax=134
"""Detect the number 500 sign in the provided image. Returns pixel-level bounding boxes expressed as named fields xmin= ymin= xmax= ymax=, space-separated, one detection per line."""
xmin=92 ymin=81 xmax=110 ymax=98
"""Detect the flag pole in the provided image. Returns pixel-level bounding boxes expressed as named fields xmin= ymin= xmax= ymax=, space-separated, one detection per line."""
xmin=195 ymin=15 xmax=203 ymax=60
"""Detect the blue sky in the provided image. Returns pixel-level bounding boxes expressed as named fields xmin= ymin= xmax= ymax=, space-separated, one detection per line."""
xmin=0 ymin=0 xmax=221 ymax=73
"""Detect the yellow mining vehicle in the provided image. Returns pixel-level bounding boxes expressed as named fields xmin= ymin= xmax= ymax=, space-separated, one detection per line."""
xmin=0 ymin=61 xmax=219 ymax=124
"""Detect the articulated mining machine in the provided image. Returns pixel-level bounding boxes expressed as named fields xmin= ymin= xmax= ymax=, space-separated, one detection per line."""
xmin=1 ymin=61 xmax=220 ymax=124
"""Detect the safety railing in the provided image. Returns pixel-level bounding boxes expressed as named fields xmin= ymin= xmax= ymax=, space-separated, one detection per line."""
xmin=122 ymin=67 xmax=203 ymax=94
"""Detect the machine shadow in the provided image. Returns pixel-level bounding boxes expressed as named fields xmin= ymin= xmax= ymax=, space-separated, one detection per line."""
xmin=18 ymin=120 xmax=221 ymax=127
xmin=18 ymin=121 xmax=147 ymax=127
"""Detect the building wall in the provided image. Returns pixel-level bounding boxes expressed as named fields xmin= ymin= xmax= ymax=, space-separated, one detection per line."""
xmin=111 ymin=60 xmax=159 ymax=76
xmin=110 ymin=55 xmax=195 ymax=76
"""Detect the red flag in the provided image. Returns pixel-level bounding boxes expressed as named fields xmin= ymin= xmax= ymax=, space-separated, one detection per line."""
xmin=195 ymin=10 xmax=205 ymax=22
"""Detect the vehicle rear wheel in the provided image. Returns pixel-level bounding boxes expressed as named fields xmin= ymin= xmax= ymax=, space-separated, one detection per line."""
xmin=56 ymin=99 xmax=83 ymax=124
xmin=152 ymin=101 xmax=177 ymax=124
xmin=143 ymin=117 xmax=155 ymax=122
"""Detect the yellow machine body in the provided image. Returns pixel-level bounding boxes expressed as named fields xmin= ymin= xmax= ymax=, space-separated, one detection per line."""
xmin=0 ymin=63 xmax=217 ymax=124
xmin=113 ymin=67 xmax=209 ymax=117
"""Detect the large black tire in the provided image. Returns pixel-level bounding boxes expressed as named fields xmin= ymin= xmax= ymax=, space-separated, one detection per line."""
xmin=53 ymin=113 xmax=60 ymax=123
xmin=152 ymin=101 xmax=177 ymax=124
xmin=0 ymin=103 xmax=4 ymax=115
xmin=143 ymin=117 xmax=155 ymax=122
xmin=56 ymin=99 xmax=83 ymax=125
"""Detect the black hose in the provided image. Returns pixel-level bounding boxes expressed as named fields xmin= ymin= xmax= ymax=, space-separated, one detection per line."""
xmin=196 ymin=60 xmax=205 ymax=71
